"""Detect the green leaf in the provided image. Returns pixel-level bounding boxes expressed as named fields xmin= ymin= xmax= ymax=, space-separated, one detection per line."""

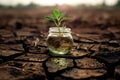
xmin=58 ymin=13 xmax=64 ymax=19
xmin=45 ymin=16 xmax=53 ymax=21
xmin=53 ymin=9 xmax=60 ymax=19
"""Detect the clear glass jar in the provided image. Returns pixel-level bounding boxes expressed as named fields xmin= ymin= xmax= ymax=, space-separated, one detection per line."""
xmin=46 ymin=27 xmax=73 ymax=56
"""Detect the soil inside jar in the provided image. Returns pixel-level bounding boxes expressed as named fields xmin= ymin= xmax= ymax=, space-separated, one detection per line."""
xmin=47 ymin=36 xmax=73 ymax=56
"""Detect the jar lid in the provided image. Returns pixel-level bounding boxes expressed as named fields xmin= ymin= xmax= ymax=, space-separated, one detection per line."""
xmin=49 ymin=27 xmax=71 ymax=33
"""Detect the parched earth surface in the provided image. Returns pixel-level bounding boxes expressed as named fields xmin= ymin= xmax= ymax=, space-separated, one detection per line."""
xmin=0 ymin=7 xmax=120 ymax=80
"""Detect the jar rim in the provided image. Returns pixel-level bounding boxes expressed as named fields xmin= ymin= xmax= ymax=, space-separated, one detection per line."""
xmin=49 ymin=27 xmax=71 ymax=33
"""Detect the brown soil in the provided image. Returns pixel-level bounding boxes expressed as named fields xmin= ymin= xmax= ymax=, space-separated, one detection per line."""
xmin=0 ymin=7 xmax=120 ymax=80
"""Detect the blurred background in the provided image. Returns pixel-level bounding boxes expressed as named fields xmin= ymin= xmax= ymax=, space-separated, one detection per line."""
xmin=0 ymin=0 xmax=120 ymax=34
xmin=0 ymin=0 xmax=120 ymax=8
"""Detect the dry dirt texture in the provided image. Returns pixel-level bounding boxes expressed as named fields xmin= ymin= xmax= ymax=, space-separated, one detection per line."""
xmin=0 ymin=7 xmax=120 ymax=80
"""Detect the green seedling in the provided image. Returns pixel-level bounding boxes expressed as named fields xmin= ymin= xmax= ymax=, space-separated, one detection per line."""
xmin=45 ymin=9 xmax=71 ymax=34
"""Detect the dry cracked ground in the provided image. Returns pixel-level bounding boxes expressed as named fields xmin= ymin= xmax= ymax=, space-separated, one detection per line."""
xmin=0 ymin=8 xmax=120 ymax=80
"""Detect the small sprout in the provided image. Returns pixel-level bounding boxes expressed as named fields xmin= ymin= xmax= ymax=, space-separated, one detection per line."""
xmin=45 ymin=9 xmax=71 ymax=34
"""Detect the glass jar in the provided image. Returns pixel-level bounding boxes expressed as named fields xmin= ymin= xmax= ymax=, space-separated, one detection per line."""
xmin=46 ymin=27 xmax=73 ymax=56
